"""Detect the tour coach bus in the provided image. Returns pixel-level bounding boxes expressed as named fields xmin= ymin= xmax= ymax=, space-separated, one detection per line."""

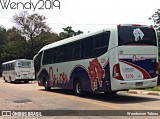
xmin=2 ymin=59 xmax=35 ymax=83
xmin=34 ymin=24 xmax=158 ymax=96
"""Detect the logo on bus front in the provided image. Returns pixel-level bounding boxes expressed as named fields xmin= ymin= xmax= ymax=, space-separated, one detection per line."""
xmin=132 ymin=55 xmax=145 ymax=62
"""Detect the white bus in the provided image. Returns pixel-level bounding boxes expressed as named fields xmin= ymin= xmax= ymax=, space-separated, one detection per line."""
xmin=2 ymin=59 xmax=35 ymax=83
xmin=34 ymin=24 xmax=158 ymax=96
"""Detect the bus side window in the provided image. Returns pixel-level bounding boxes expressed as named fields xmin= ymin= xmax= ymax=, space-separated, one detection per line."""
xmin=11 ymin=63 xmax=14 ymax=70
xmin=54 ymin=47 xmax=59 ymax=63
xmin=93 ymin=32 xmax=110 ymax=57
xmin=69 ymin=42 xmax=76 ymax=60
xmin=44 ymin=49 xmax=50 ymax=64
xmin=75 ymin=40 xmax=81 ymax=60
xmin=48 ymin=49 xmax=52 ymax=64
xmin=59 ymin=46 xmax=64 ymax=62
xmin=6 ymin=64 xmax=9 ymax=71
xmin=52 ymin=49 xmax=55 ymax=63
xmin=82 ymin=37 xmax=91 ymax=59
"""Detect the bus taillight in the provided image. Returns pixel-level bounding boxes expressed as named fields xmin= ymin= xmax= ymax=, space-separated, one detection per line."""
xmin=117 ymin=24 xmax=121 ymax=28
xmin=113 ymin=63 xmax=123 ymax=80
xmin=150 ymin=25 xmax=154 ymax=29
xmin=154 ymin=62 xmax=159 ymax=77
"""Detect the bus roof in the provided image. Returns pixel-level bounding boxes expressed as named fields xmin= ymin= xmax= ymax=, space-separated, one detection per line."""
xmin=2 ymin=59 xmax=33 ymax=65
xmin=38 ymin=24 xmax=152 ymax=53
xmin=39 ymin=29 xmax=112 ymax=53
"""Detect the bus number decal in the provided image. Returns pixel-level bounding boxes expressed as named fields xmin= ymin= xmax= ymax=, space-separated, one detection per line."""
xmin=126 ymin=74 xmax=134 ymax=79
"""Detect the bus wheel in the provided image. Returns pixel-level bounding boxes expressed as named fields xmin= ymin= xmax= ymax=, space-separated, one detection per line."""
xmin=3 ymin=77 xmax=7 ymax=82
xmin=24 ymin=80 xmax=29 ymax=83
xmin=44 ymin=80 xmax=51 ymax=91
xmin=74 ymin=80 xmax=84 ymax=96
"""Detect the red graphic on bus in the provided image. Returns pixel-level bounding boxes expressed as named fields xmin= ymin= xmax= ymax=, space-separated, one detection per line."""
xmin=49 ymin=67 xmax=55 ymax=85
xmin=49 ymin=67 xmax=68 ymax=85
xmin=132 ymin=55 xmax=145 ymax=62
xmin=88 ymin=58 xmax=104 ymax=91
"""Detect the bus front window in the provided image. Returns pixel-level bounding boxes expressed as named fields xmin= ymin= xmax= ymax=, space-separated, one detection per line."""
xmin=17 ymin=61 xmax=32 ymax=68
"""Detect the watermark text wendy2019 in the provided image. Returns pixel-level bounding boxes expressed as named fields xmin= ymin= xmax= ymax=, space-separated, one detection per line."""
xmin=0 ymin=0 xmax=60 ymax=11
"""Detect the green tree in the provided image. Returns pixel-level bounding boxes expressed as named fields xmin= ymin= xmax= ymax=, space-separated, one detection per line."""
xmin=0 ymin=26 xmax=7 ymax=54
xmin=0 ymin=26 xmax=7 ymax=76
xmin=149 ymin=9 xmax=160 ymax=84
xmin=13 ymin=11 xmax=51 ymax=40
xmin=12 ymin=11 xmax=51 ymax=57
xmin=149 ymin=9 xmax=160 ymax=33
xmin=1 ymin=27 xmax=28 ymax=61
xmin=7 ymin=27 xmax=25 ymax=42
xmin=29 ymin=30 xmax=59 ymax=56
xmin=1 ymin=27 xmax=58 ymax=61
xmin=59 ymin=26 xmax=83 ymax=40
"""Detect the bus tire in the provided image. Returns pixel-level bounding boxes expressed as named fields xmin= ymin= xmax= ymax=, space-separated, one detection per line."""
xmin=24 ymin=80 xmax=29 ymax=83
xmin=74 ymin=79 xmax=84 ymax=96
xmin=3 ymin=77 xmax=7 ymax=82
xmin=44 ymin=79 xmax=51 ymax=91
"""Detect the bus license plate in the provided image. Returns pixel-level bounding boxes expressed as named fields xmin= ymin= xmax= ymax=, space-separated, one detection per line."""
xmin=23 ymin=75 xmax=28 ymax=79
xmin=135 ymin=82 xmax=143 ymax=86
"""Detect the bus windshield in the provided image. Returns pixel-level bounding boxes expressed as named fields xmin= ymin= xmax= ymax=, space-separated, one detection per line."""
xmin=17 ymin=61 xmax=32 ymax=68
xmin=118 ymin=26 xmax=157 ymax=46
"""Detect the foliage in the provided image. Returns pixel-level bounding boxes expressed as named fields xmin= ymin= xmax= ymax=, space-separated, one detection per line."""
xmin=149 ymin=9 xmax=160 ymax=33
xmin=12 ymin=11 xmax=57 ymax=58
xmin=1 ymin=27 xmax=28 ymax=61
xmin=0 ymin=26 xmax=7 ymax=53
xmin=150 ymin=9 xmax=160 ymax=85
xmin=59 ymin=26 xmax=83 ymax=40
xmin=1 ymin=27 xmax=59 ymax=61
xmin=145 ymin=86 xmax=160 ymax=91
xmin=13 ymin=11 xmax=51 ymax=40
xmin=0 ymin=26 xmax=7 ymax=76
xmin=28 ymin=30 xmax=59 ymax=57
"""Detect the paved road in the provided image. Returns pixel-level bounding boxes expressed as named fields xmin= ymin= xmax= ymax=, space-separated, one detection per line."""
xmin=0 ymin=77 xmax=160 ymax=119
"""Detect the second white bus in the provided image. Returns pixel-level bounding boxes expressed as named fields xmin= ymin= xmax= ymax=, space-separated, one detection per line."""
xmin=2 ymin=59 xmax=35 ymax=83
xmin=34 ymin=24 xmax=158 ymax=96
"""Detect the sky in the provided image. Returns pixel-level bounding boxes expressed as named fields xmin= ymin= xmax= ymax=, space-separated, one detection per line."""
xmin=0 ymin=0 xmax=160 ymax=33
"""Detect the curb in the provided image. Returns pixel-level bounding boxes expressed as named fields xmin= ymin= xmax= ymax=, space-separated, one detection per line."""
xmin=126 ymin=90 xmax=160 ymax=96
xmin=30 ymin=80 xmax=38 ymax=83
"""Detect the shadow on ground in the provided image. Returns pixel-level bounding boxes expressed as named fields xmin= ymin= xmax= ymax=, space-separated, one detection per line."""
xmin=39 ymin=88 xmax=160 ymax=104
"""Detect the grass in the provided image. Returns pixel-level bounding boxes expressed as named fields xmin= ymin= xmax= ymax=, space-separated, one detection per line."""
xmin=145 ymin=86 xmax=160 ymax=91
xmin=145 ymin=75 xmax=160 ymax=91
